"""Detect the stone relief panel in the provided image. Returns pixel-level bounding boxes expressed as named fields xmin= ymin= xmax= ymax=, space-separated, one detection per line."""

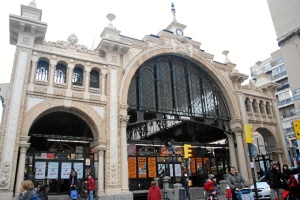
xmin=172 ymin=39 xmax=193 ymax=57
xmin=110 ymin=163 xmax=118 ymax=185
xmin=0 ymin=161 xmax=10 ymax=187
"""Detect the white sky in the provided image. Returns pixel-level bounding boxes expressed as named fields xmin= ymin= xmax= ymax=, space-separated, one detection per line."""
xmin=0 ymin=0 xmax=279 ymax=84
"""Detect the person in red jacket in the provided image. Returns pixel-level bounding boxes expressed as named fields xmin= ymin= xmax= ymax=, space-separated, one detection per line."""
xmin=148 ymin=181 xmax=162 ymax=200
xmin=86 ymin=175 xmax=96 ymax=200
xmin=204 ymin=178 xmax=217 ymax=199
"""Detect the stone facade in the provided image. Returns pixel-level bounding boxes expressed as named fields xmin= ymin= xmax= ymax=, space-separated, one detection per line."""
xmin=0 ymin=1 xmax=288 ymax=199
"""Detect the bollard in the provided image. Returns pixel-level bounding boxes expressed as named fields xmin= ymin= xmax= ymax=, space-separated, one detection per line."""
xmin=179 ymin=188 xmax=186 ymax=200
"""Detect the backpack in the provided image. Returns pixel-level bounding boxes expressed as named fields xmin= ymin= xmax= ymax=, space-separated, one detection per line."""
xmin=289 ymin=173 xmax=300 ymax=195
xmin=31 ymin=193 xmax=40 ymax=200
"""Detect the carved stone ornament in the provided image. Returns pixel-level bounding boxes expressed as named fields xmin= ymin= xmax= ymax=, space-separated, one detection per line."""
xmin=241 ymin=80 xmax=262 ymax=92
xmin=119 ymin=115 xmax=129 ymax=125
xmin=110 ymin=163 xmax=118 ymax=185
xmin=173 ymin=39 xmax=192 ymax=56
xmin=234 ymin=126 xmax=241 ymax=133
xmin=0 ymin=161 xmax=10 ymax=187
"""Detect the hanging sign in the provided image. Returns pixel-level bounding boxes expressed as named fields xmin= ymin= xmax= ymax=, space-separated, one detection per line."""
xmin=35 ymin=162 xmax=46 ymax=179
xmin=47 ymin=162 xmax=59 ymax=179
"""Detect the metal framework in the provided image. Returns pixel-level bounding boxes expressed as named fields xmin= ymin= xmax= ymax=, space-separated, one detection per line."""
xmin=127 ymin=55 xmax=231 ymax=143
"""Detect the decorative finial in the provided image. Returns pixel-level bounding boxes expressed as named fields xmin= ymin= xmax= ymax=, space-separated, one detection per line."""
xmin=28 ymin=0 xmax=37 ymax=8
xmin=171 ymin=3 xmax=176 ymax=21
xmin=222 ymin=50 xmax=231 ymax=63
xmin=106 ymin=13 xmax=116 ymax=29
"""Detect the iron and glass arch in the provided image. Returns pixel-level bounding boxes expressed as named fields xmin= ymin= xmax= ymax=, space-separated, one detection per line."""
xmin=127 ymin=55 xmax=231 ymax=143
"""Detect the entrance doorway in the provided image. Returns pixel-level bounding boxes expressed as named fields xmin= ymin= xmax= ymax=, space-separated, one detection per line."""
xmin=25 ymin=142 xmax=94 ymax=195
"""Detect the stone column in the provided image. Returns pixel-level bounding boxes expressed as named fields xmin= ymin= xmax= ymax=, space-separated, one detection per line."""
xmin=84 ymin=67 xmax=91 ymax=93
xmin=120 ymin=114 xmax=130 ymax=192
xmin=49 ymin=59 xmax=57 ymax=86
xmin=14 ymin=137 xmax=30 ymax=196
xmin=97 ymin=150 xmax=105 ymax=194
xmin=84 ymin=67 xmax=91 ymax=99
xmin=227 ymin=133 xmax=238 ymax=170
xmin=235 ymin=130 xmax=249 ymax=180
xmin=90 ymin=141 xmax=106 ymax=195
xmin=47 ymin=59 xmax=57 ymax=94
xmin=101 ymin=68 xmax=107 ymax=101
xmin=66 ymin=63 xmax=74 ymax=97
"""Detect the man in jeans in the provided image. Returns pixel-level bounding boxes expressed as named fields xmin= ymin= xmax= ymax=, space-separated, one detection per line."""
xmin=227 ymin=166 xmax=247 ymax=200
xmin=266 ymin=162 xmax=283 ymax=200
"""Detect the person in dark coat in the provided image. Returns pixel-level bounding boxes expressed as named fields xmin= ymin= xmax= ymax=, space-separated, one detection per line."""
xmin=148 ymin=181 xmax=162 ymax=200
xmin=37 ymin=184 xmax=49 ymax=200
xmin=80 ymin=177 xmax=89 ymax=200
xmin=266 ymin=162 xmax=283 ymax=200
xmin=226 ymin=166 xmax=247 ymax=200
xmin=282 ymin=164 xmax=291 ymax=191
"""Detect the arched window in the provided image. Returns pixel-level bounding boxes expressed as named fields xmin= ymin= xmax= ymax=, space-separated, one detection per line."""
xmin=54 ymin=64 xmax=67 ymax=83
xmin=36 ymin=60 xmax=49 ymax=81
xmin=259 ymin=100 xmax=265 ymax=114
xmin=90 ymin=70 xmax=100 ymax=88
xmin=72 ymin=66 xmax=83 ymax=86
xmin=252 ymin=99 xmax=258 ymax=113
xmin=245 ymin=97 xmax=251 ymax=112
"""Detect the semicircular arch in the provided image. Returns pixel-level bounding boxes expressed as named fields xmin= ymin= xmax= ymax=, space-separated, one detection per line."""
xmin=120 ymin=46 xmax=241 ymax=121
xmin=21 ymin=99 xmax=105 ymax=142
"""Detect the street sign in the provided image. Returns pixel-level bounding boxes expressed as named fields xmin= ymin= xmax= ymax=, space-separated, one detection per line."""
xmin=293 ymin=120 xmax=300 ymax=139
xmin=245 ymin=144 xmax=258 ymax=158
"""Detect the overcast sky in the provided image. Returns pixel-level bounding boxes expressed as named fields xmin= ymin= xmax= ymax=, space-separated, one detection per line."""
xmin=0 ymin=0 xmax=279 ymax=84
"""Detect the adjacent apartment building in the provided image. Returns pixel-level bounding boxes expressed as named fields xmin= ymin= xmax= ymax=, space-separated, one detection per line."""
xmin=250 ymin=50 xmax=299 ymax=165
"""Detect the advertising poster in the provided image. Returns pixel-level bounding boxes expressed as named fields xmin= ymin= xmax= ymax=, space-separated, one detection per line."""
xmin=159 ymin=147 xmax=168 ymax=156
xmin=74 ymin=163 xmax=83 ymax=179
xmin=169 ymin=163 xmax=182 ymax=177
xmin=47 ymin=162 xmax=59 ymax=179
xmin=61 ymin=162 xmax=71 ymax=179
xmin=190 ymin=158 xmax=196 ymax=174
xmin=138 ymin=157 xmax=147 ymax=178
xmin=35 ymin=162 xmax=46 ymax=179
xmin=148 ymin=157 xmax=156 ymax=178
xmin=158 ymin=164 xmax=166 ymax=177
xmin=128 ymin=157 xmax=137 ymax=178
xmin=127 ymin=144 xmax=136 ymax=156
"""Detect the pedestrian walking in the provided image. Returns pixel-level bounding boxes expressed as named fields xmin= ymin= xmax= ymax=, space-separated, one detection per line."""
xmin=80 ymin=177 xmax=89 ymax=200
xmin=87 ymin=175 xmax=96 ymax=200
xmin=266 ymin=161 xmax=283 ymax=200
xmin=148 ymin=181 xmax=162 ymax=200
xmin=16 ymin=180 xmax=39 ymax=200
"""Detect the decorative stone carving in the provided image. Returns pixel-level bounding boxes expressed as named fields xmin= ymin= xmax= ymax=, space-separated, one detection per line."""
xmin=241 ymin=81 xmax=263 ymax=92
xmin=119 ymin=115 xmax=129 ymax=126
xmin=0 ymin=162 xmax=10 ymax=187
xmin=42 ymin=34 xmax=98 ymax=55
xmin=172 ymin=39 xmax=192 ymax=56
xmin=110 ymin=163 xmax=118 ymax=185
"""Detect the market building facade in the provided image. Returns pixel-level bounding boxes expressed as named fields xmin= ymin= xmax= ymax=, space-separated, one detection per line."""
xmin=0 ymin=1 xmax=289 ymax=199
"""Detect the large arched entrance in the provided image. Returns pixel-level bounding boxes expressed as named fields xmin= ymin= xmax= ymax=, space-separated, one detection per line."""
xmin=126 ymin=55 xmax=232 ymax=191
xmin=23 ymin=110 xmax=94 ymax=195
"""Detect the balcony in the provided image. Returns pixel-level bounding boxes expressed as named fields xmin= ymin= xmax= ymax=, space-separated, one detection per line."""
xmin=277 ymin=83 xmax=290 ymax=92
xmin=278 ymin=97 xmax=294 ymax=107
xmin=271 ymin=71 xmax=287 ymax=80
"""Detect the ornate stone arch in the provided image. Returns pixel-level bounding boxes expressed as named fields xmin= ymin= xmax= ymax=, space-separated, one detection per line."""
xmin=119 ymin=46 xmax=241 ymax=121
xmin=21 ymin=99 xmax=105 ymax=142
